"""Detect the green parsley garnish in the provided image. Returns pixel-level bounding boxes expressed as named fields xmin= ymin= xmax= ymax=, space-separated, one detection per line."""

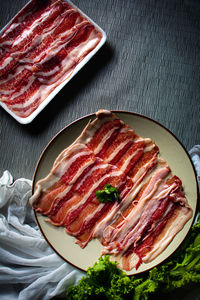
xmin=96 ymin=184 xmax=120 ymax=203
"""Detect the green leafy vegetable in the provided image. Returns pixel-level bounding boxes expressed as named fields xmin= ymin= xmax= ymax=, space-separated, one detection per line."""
xmin=96 ymin=184 xmax=120 ymax=203
xmin=66 ymin=214 xmax=200 ymax=300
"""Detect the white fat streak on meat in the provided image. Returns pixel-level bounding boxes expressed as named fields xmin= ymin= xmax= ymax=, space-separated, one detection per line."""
xmin=5 ymin=69 xmax=66 ymax=111
xmin=1 ymin=74 xmax=35 ymax=98
xmin=119 ymin=141 xmax=155 ymax=198
xmin=169 ymin=192 xmax=187 ymax=206
xmin=1 ymin=2 xmax=59 ymax=48
xmin=68 ymin=202 xmax=105 ymax=237
xmin=15 ymin=0 xmax=60 ymax=23
xmin=5 ymin=81 xmax=42 ymax=110
xmin=36 ymin=25 xmax=101 ymax=85
xmin=93 ymin=125 xmax=121 ymax=155
xmin=1 ymin=23 xmax=16 ymax=36
xmin=0 ymin=64 xmax=24 ymax=85
xmin=29 ymin=144 xmax=92 ymax=206
xmin=0 ymin=55 xmax=14 ymax=71
xmin=42 ymin=8 xmax=75 ymax=34
xmin=1 ymin=6 xmax=102 ymax=117
xmin=69 ymin=167 xmax=130 ymax=237
xmin=131 ymin=152 xmax=158 ymax=185
xmin=104 ymin=127 xmax=136 ymax=163
xmin=142 ymin=205 xmax=193 ymax=263
xmin=18 ymin=19 xmax=67 ymax=62
xmin=70 ymin=29 xmax=102 ymax=61
xmin=105 ymin=140 xmax=131 ymax=163
xmin=101 ymin=164 xmax=170 ymax=252
xmin=119 ymin=158 xmax=159 ymax=210
xmin=75 ymin=161 xmax=108 ymax=190
xmin=55 ymin=151 xmax=92 ymax=179
xmin=65 ymin=169 xmax=123 ymax=216
xmin=121 ymin=252 xmax=140 ymax=271
xmin=44 ymin=155 xmax=96 ymax=215
xmin=120 ymin=148 xmax=143 ymax=173
xmin=9 ymin=68 xmax=72 ymax=116
xmin=102 ymin=247 xmax=140 ymax=272
xmin=143 ymin=142 xmax=156 ymax=152
xmin=92 ymin=149 xmax=159 ymax=239
xmin=44 ymin=17 xmax=87 ymax=55
xmin=52 ymin=116 xmax=114 ymax=167
xmin=12 ymin=5 xmax=58 ymax=48
xmin=0 ymin=0 xmax=60 ymax=38
xmin=13 ymin=33 xmax=48 ymax=62
xmin=120 ymin=143 xmax=158 ymax=200
xmin=35 ymin=20 xmax=90 ymax=67
xmin=13 ymin=66 xmax=71 ymax=114
xmin=93 ymin=186 xmax=142 ymax=240
xmin=52 ymin=159 xmax=109 ymax=204
xmin=118 ymin=182 xmax=178 ymax=255
xmin=27 ymin=20 xmax=88 ymax=67
xmin=140 ymin=200 xmax=174 ymax=245
xmin=73 ymin=110 xmax=121 ymax=146
xmin=20 ymin=10 xmax=82 ymax=64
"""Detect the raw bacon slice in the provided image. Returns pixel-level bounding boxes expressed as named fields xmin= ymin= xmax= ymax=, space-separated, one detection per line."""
xmin=48 ymin=159 xmax=114 ymax=226
xmin=101 ymin=161 xmax=171 ymax=249
xmin=20 ymin=9 xmax=82 ymax=64
xmin=0 ymin=0 xmax=67 ymax=50
xmin=31 ymin=143 xmax=96 ymax=214
xmin=30 ymin=110 xmax=193 ymax=272
xmin=34 ymin=21 xmax=101 ymax=85
xmin=0 ymin=68 xmax=34 ymax=102
xmin=0 ymin=0 xmax=103 ymax=118
xmin=0 ymin=50 xmax=18 ymax=80
xmin=3 ymin=1 xmax=67 ymax=56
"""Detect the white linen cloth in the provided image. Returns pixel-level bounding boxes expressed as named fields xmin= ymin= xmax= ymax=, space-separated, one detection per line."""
xmin=0 ymin=145 xmax=199 ymax=300
xmin=0 ymin=172 xmax=83 ymax=300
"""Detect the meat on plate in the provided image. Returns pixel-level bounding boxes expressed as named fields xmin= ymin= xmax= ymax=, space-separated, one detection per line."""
xmin=30 ymin=110 xmax=193 ymax=271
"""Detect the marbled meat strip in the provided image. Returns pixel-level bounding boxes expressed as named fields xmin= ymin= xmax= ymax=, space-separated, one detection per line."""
xmin=30 ymin=110 xmax=193 ymax=271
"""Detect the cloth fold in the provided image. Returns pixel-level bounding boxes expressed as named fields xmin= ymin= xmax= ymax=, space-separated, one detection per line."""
xmin=0 ymin=171 xmax=83 ymax=300
xmin=0 ymin=146 xmax=199 ymax=300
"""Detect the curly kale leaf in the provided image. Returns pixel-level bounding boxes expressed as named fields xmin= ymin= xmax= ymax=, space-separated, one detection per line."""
xmin=66 ymin=215 xmax=200 ymax=300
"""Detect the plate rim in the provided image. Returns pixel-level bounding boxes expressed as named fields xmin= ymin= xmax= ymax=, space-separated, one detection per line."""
xmin=32 ymin=110 xmax=198 ymax=275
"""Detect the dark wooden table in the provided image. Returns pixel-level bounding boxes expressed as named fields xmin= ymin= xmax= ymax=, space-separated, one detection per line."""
xmin=0 ymin=0 xmax=200 ymax=182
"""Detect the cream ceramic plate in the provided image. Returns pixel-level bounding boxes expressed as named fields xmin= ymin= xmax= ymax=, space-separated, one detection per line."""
xmin=32 ymin=111 xmax=198 ymax=275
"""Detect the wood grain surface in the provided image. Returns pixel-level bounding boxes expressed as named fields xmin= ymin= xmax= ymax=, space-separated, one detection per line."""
xmin=0 ymin=0 xmax=200 ymax=180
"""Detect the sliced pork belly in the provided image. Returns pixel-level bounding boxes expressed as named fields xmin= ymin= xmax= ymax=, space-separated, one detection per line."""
xmin=2 ymin=1 xmax=68 ymax=56
xmin=20 ymin=9 xmax=83 ymax=64
xmin=30 ymin=110 xmax=193 ymax=272
xmin=30 ymin=143 xmax=96 ymax=213
xmin=0 ymin=49 xmax=19 ymax=80
xmin=34 ymin=21 xmax=102 ymax=85
xmin=0 ymin=0 xmax=103 ymax=118
xmin=101 ymin=160 xmax=171 ymax=249
xmin=0 ymin=0 xmax=69 ymax=50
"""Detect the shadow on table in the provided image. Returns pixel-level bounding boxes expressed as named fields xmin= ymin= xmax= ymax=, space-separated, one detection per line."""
xmin=20 ymin=42 xmax=114 ymax=136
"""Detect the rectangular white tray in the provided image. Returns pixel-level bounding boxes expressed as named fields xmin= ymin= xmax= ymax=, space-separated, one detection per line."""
xmin=0 ymin=0 xmax=106 ymax=124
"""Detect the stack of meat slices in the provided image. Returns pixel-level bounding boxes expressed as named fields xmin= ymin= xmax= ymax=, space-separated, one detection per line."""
xmin=0 ymin=0 xmax=103 ymax=118
xmin=30 ymin=110 xmax=192 ymax=271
